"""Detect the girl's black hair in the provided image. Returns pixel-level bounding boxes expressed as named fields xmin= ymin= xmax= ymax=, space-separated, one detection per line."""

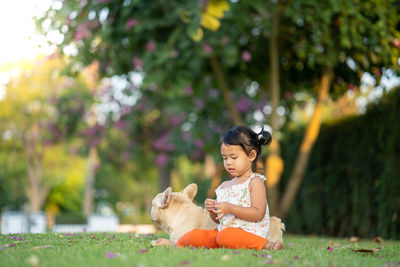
xmin=220 ymin=125 xmax=272 ymax=171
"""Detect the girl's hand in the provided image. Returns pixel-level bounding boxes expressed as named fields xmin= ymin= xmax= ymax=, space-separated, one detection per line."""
xmin=204 ymin=198 xmax=216 ymax=213
xmin=214 ymin=202 xmax=233 ymax=220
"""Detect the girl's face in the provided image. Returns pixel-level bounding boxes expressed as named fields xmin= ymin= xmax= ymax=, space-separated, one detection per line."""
xmin=220 ymin=143 xmax=256 ymax=178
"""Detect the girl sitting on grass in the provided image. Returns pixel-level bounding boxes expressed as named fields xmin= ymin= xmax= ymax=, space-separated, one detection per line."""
xmin=157 ymin=125 xmax=283 ymax=250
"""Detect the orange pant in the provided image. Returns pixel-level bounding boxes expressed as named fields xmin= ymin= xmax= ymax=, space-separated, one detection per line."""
xmin=177 ymin=227 xmax=267 ymax=250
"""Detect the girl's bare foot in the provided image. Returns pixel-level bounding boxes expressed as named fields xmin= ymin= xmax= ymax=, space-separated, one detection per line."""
xmin=264 ymin=241 xmax=284 ymax=250
xmin=151 ymin=238 xmax=176 ymax=247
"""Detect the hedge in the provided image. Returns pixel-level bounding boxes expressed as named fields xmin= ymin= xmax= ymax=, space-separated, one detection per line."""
xmin=280 ymin=87 xmax=400 ymax=240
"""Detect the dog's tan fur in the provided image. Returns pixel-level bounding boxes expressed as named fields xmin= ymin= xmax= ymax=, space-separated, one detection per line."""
xmin=151 ymin=183 xmax=285 ymax=244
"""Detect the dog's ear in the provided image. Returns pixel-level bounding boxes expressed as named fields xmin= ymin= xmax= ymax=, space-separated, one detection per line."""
xmin=160 ymin=187 xmax=172 ymax=208
xmin=181 ymin=183 xmax=197 ymax=201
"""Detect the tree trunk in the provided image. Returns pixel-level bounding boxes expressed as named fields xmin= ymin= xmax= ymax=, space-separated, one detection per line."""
xmin=83 ymin=146 xmax=98 ymax=217
xmin=210 ymin=55 xmax=244 ymax=126
xmin=279 ymin=67 xmax=333 ymax=218
xmin=265 ymin=4 xmax=284 ymax=216
xmin=207 ymin=164 xmax=223 ymax=199
xmin=24 ymin=125 xmax=48 ymax=212
xmin=208 ymin=55 xmax=244 ymax=199
xmin=205 ymin=155 xmax=223 ymax=199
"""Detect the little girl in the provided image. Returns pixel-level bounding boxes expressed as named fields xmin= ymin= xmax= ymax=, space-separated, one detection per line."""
xmin=177 ymin=125 xmax=283 ymax=250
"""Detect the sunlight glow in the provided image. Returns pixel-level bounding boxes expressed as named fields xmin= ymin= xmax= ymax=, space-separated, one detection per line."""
xmin=0 ymin=0 xmax=53 ymax=66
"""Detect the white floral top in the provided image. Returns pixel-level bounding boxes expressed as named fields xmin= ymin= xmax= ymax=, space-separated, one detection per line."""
xmin=215 ymin=172 xmax=270 ymax=239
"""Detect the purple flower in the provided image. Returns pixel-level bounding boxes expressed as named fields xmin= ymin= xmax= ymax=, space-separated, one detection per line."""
xmin=194 ymin=139 xmax=205 ymax=149
xmin=115 ymin=120 xmax=128 ymax=130
xmin=182 ymin=132 xmax=191 ymax=141
xmin=241 ymin=51 xmax=252 ymax=62
xmin=236 ymin=96 xmax=252 ymax=112
xmin=284 ymin=91 xmax=294 ymax=100
xmin=170 ymin=115 xmax=184 ymax=127
xmin=132 ymin=56 xmax=144 ymax=69
xmin=105 ymin=252 xmax=116 ymax=258
xmin=193 ymin=98 xmax=205 ymax=111
xmin=327 ymin=246 xmax=334 ymax=252
xmin=156 ymin=154 xmax=168 ymax=167
xmin=153 ymin=133 xmax=175 ymax=151
xmin=121 ymin=152 xmax=131 ymax=161
xmin=138 ymin=249 xmax=148 ymax=254
xmin=9 ymin=235 xmax=22 ymax=241
xmin=208 ymin=88 xmax=219 ymax=98
xmin=126 ymin=18 xmax=138 ymax=30
xmin=171 ymin=50 xmax=179 ymax=58
xmin=75 ymin=23 xmax=92 ymax=41
xmin=202 ymin=43 xmax=213 ymax=54
xmin=184 ymin=85 xmax=193 ymax=96
xmin=146 ymin=41 xmax=156 ymax=52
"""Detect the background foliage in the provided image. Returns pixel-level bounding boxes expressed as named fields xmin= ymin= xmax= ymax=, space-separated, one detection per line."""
xmin=281 ymin=87 xmax=400 ymax=239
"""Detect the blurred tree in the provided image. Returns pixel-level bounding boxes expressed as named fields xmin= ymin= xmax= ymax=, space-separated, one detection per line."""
xmin=0 ymin=55 xmax=92 ymax=212
xmin=275 ymin=0 xmax=400 ymax=217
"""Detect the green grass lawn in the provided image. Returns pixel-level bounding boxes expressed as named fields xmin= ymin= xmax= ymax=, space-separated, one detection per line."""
xmin=0 ymin=232 xmax=399 ymax=267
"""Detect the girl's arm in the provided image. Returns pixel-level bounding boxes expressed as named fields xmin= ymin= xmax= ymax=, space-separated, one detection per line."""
xmin=214 ymin=177 xmax=266 ymax=222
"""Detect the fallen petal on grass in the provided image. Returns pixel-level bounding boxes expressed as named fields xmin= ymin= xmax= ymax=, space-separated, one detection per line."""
xmin=138 ymin=249 xmax=148 ymax=254
xmin=9 ymin=235 xmax=22 ymax=241
xmin=179 ymin=260 xmax=190 ymax=266
xmin=105 ymin=252 xmax=117 ymax=258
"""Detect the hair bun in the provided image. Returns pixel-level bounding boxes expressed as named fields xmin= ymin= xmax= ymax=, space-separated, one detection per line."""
xmin=258 ymin=129 xmax=272 ymax=146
